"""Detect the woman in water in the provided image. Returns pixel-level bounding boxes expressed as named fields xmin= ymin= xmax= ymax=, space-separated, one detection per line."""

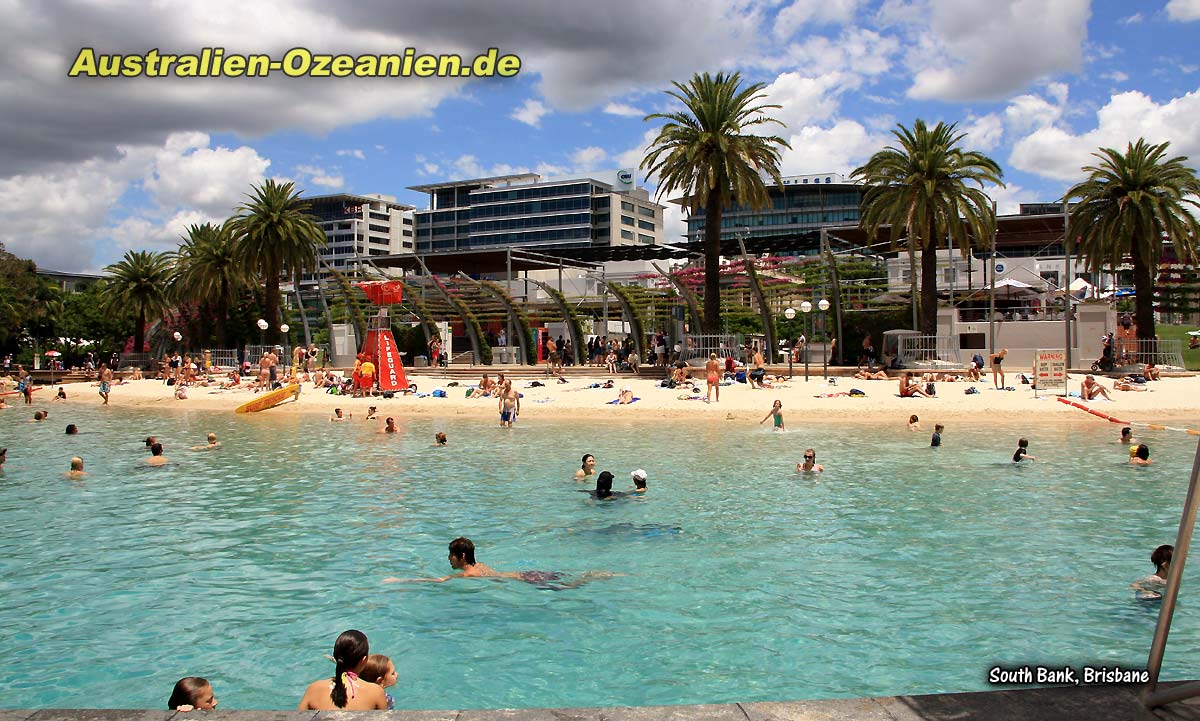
xmin=907 ymin=414 xmax=921 ymax=431
xmin=760 ymin=400 xmax=785 ymax=431
xmin=168 ymin=677 xmax=218 ymax=712
xmin=574 ymin=453 xmax=596 ymax=480
xmin=1130 ymin=443 xmax=1153 ymax=465
xmin=1132 ymin=544 xmax=1173 ymax=600
xmin=298 ymin=630 xmax=389 ymax=711
xmin=796 ymin=448 xmax=824 ymax=473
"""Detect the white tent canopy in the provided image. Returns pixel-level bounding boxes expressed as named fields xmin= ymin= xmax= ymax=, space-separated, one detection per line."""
xmin=1069 ymin=277 xmax=1093 ymax=291
xmin=989 ymin=278 xmax=1034 ymax=289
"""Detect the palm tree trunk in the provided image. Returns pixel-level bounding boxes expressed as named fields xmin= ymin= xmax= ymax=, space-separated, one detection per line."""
xmin=215 ymin=285 xmax=229 ymax=349
xmin=908 ymin=243 xmax=918 ymax=329
xmin=265 ymin=273 xmax=281 ymax=345
xmin=919 ymin=221 xmax=939 ymax=336
xmin=1131 ymin=249 xmax=1156 ymax=343
xmin=702 ymin=194 xmax=723 ymax=335
xmin=134 ymin=308 xmax=145 ymax=352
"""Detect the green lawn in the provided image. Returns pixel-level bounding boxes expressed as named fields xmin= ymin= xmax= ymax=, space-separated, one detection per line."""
xmin=1157 ymin=323 xmax=1200 ymax=370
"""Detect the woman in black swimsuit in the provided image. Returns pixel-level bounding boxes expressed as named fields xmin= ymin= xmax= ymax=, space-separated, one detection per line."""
xmin=989 ymin=348 xmax=1008 ymax=390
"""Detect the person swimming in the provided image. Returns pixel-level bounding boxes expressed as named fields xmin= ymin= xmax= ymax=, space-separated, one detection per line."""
xmin=1130 ymin=443 xmax=1152 ymax=465
xmin=65 ymin=423 xmax=78 ymax=435
xmin=1132 ymin=544 xmax=1173 ymax=600
xmin=383 ymin=537 xmax=611 ymax=590
xmin=434 ymin=432 xmax=447 ymax=446
xmin=1012 ymin=438 xmax=1036 ymax=463
xmin=630 ymin=469 xmax=647 ymax=493
xmin=579 ymin=470 xmax=618 ymax=499
xmin=796 ymin=448 xmax=824 ymax=473
xmin=574 ymin=453 xmax=596 ymax=480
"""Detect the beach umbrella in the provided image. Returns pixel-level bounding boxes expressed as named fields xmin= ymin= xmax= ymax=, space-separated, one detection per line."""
xmin=44 ymin=350 xmax=61 ymax=385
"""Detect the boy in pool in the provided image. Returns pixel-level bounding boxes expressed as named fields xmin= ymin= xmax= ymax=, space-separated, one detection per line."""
xmin=1012 ymin=438 xmax=1036 ymax=462
xmin=931 ymin=423 xmax=944 ymax=447
xmin=384 ymin=537 xmax=613 ymax=589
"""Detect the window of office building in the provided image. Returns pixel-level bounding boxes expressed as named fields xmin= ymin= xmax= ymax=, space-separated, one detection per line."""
xmin=621 ymin=229 xmax=634 ymax=240
xmin=637 ymin=206 xmax=656 ymax=218
xmin=638 ymin=220 xmax=654 ymax=231
xmin=621 ymin=200 xmax=635 ymax=211
xmin=638 ymin=233 xmax=654 ymax=243
xmin=622 ymin=215 xmax=635 ymax=226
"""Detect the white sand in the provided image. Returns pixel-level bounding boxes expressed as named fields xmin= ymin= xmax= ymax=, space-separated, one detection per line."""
xmin=25 ymin=371 xmax=1200 ymax=428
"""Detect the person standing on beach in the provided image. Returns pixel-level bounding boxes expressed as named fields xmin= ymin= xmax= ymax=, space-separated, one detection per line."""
xmin=705 ymin=353 xmax=722 ymax=402
xmin=749 ymin=348 xmax=766 ymax=388
xmin=499 ymin=380 xmax=520 ymax=428
xmin=989 ymin=348 xmax=1008 ymax=390
xmin=98 ymin=363 xmax=112 ymax=406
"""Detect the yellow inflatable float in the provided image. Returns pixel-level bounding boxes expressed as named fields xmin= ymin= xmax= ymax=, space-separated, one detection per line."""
xmin=235 ymin=383 xmax=302 ymax=414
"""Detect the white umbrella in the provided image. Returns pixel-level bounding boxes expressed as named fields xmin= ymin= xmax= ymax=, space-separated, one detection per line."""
xmin=1187 ymin=330 xmax=1200 ymax=337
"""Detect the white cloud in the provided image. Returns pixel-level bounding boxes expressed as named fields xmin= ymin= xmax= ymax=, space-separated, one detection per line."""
xmin=143 ymin=133 xmax=271 ymax=214
xmin=294 ymin=165 xmax=344 ymax=189
xmin=603 ymin=102 xmax=646 ymax=118
xmin=1010 ymin=89 xmax=1200 ymax=182
xmin=1118 ymin=13 xmax=1144 ymax=25
xmin=1004 ymin=87 xmax=1066 ymax=133
xmin=421 ymin=162 xmax=440 ymax=176
xmin=615 ymin=129 xmax=663 ymax=176
xmin=571 ymin=146 xmax=608 ymax=170
xmin=1101 ymin=70 xmax=1129 ymax=83
xmin=963 ymin=113 xmax=1004 ymax=151
xmin=1167 ymin=0 xmax=1200 ymax=21
xmin=907 ymin=0 xmax=1091 ymax=101
xmin=777 ymin=120 xmax=890 ymax=176
xmin=336 ymin=149 xmax=366 ymax=160
xmin=762 ymin=72 xmax=860 ymax=129
xmin=774 ymin=0 xmax=865 ymax=37
xmin=770 ymin=28 xmax=899 ymax=76
xmin=511 ymin=99 xmax=549 ymax=128
xmin=451 ymin=154 xmax=532 ymax=179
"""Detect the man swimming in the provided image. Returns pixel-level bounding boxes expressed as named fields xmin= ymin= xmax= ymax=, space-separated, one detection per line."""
xmin=145 ymin=442 xmax=169 ymax=466
xmin=383 ymin=537 xmax=613 ymax=589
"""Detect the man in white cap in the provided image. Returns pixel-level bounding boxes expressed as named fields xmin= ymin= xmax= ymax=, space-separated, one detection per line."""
xmin=630 ymin=469 xmax=647 ymax=493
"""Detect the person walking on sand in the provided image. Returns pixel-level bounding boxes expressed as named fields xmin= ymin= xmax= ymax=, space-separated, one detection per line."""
xmin=98 ymin=363 xmax=113 ymax=406
xmin=760 ymin=400 xmax=785 ymax=431
xmin=989 ymin=348 xmax=1008 ymax=390
xmin=499 ymin=380 xmax=520 ymax=428
xmin=705 ymin=353 xmax=721 ymax=403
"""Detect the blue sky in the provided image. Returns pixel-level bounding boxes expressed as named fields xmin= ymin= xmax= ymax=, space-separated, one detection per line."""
xmin=1 ymin=0 xmax=1198 ymax=273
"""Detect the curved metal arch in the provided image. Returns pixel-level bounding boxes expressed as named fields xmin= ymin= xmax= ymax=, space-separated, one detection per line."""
xmin=395 ymin=280 xmax=438 ymax=350
xmin=426 ymin=275 xmax=488 ymax=365
xmin=526 ymin=278 xmax=586 ymax=367
xmin=652 ymin=262 xmax=703 ymax=333
xmin=458 ymin=273 xmax=535 ymax=365
xmin=604 ymin=281 xmax=647 ymax=361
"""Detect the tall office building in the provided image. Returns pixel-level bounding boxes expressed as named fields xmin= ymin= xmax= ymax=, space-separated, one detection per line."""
xmin=301 ymin=193 xmax=415 ymax=282
xmin=408 ymin=170 xmax=665 ymax=254
xmin=680 ymin=173 xmax=865 ymax=244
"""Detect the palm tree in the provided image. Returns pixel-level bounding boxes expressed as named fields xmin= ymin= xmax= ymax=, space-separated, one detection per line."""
xmin=642 ymin=72 xmax=790 ymax=334
xmin=228 ymin=180 xmax=326 ymax=345
xmin=1065 ymin=138 xmax=1200 ymax=341
xmin=102 ymin=250 xmax=174 ymax=352
xmin=174 ymin=221 xmax=250 ymax=348
xmin=851 ymin=120 xmax=1003 ymax=336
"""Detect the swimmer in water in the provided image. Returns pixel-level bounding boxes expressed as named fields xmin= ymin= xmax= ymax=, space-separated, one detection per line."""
xmin=1132 ymin=544 xmax=1173 ymax=600
xmin=1120 ymin=427 xmax=1136 ymax=445
xmin=1012 ymin=437 xmax=1036 ymax=462
xmin=931 ymin=423 xmax=944 ymax=447
xmin=760 ymin=400 xmax=785 ymax=431
xmin=1130 ymin=443 xmax=1153 ymax=466
xmin=629 ymin=469 xmax=647 ymax=494
xmin=907 ymin=414 xmax=920 ymax=431
xmin=580 ymin=470 xmax=619 ymax=499
xmin=380 ymin=417 xmax=398 ymax=434
xmin=67 ymin=456 xmax=86 ymax=479
xmin=574 ymin=453 xmax=596 ymax=481
xmin=796 ymin=448 xmax=824 ymax=473
xmin=145 ymin=442 xmax=169 ymax=466
xmin=383 ymin=537 xmax=613 ymax=589
xmin=433 ymin=432 xmax=447 ymax=446
xmin=365 ymin=406 xmax=378 ymax=420
xmin=191 ymin=433 xmax=220 ymax=451
xmin=65 ymin=424 xmax=78 ymax=435
xmin=330 ymin=408 xmax=351 ymax=422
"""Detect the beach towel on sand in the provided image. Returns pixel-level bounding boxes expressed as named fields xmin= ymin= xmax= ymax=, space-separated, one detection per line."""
xmin=607 ymin=397 xmax=640 ymax=404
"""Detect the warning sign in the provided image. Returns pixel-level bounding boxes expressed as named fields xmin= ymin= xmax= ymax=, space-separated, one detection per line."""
xmin=1035 ymin=348 xmax=1067 ymax=396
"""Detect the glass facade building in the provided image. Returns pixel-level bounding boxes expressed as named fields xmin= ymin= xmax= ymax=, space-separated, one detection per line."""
xmin=681 ymin=173 xmax=865 ymax=244
xmin=300 ymin=193 xmax=414 ymax=282
xmin=410 ymin=171 xmax=663 ymax=253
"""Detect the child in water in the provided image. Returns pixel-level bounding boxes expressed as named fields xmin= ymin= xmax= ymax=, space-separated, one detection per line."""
xmin=168 ymin=677 xmax=218 ymax=712
xmin=1012 ymin=437 xmax=1036 ymax=462
xmin=931 ymin=423 xmax=944 ymax=447
xmin=759 ymin=400 xmax=785 ymax=431
xmin=1132 ymin=544 xmax=1173 ymax=600
xmin=358 ymin=654 xmax=399 ymax=710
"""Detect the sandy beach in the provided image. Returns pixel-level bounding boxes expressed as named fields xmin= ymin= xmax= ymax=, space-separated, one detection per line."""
xmin=16 ymin=370 xmax=1199 ymax=427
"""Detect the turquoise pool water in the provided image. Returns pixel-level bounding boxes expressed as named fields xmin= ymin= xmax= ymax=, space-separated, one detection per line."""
xmin=0 ymin=404 xmax=1197 ymax=710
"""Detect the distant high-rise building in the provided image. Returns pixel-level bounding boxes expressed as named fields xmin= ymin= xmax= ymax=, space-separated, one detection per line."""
xmin=301 ymin=193 xmax=415 ymax=282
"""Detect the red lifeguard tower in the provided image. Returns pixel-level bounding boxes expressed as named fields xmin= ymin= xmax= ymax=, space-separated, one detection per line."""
xmin=354 ymin=280 xmax=410 ymax=392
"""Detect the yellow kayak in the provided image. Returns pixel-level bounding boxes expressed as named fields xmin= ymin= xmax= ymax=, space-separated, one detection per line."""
xmin=234 ymin=383 xmax=302 ymax=414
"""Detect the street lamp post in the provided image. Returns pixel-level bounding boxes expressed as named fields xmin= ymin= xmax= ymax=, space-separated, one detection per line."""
xmin=783 ymin=307 xmax=796 ymax=379
xmin=256 ymin=318 xmax=268 ymax=347
xmin=800 ymin=301 xmax=813 ymax=381
xmin=818 ymin=298 xmax=830 ymax=380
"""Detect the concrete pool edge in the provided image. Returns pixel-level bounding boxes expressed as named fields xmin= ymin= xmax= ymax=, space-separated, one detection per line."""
xmin=5 ymin=683 xmax=1200 ymax=720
